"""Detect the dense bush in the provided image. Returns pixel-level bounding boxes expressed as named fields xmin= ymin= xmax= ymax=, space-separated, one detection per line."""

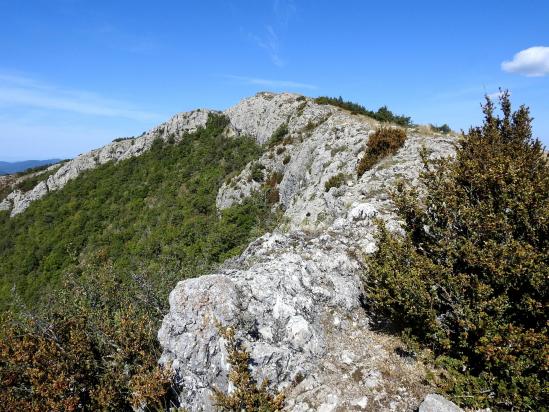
xmin=213 ymin=325 xmax=285 ymax=411
xmin=314 ymin=96 xmax=412 ymax=127
xmin=250 ymin=162 xmax=266 ymax=182
xmin=356 ymin=127 xmax=407 ymax=176
xmin=364 ymin=92 xmax=548 ymax=410
xmin=0 ymin=263 xmax=176 ymax=411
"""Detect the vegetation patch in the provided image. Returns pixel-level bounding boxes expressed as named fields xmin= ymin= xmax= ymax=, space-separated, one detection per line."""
xmin=324 ymin=173 xmax=347 ymax=192
xmin=0 ymin=113 xmax=273 ymax=310
xmin=356 ymin=127 xmax=406 ymax=176
xmin=429 ymin=123 xmax=451 ymax=134
xmin=0 ymin=264 xmax=176 ymax=411
xmin=13 ymin=165 xmax=61 ymax=193
xmin=213 ymin=325 xmax=285 ymax=411
xmin=363 ymin=92 xmax=548 ymax=410
xmin=314 ymin=96 xmax=412 ymax=127
xmin=250 ymin=162 xmax=266 ymax=182
xmin=268 ymin=123 xmax=289 ymax=148
xmin=113 ymin=136 xmax=135 ymax=143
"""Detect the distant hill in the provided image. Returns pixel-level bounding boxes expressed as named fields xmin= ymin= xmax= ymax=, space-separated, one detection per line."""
xmin=0 ymin=159 xmax=61 ymax=175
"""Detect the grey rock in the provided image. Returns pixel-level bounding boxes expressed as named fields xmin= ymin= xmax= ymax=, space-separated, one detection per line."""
xmin=160 ymin=93 xmax=458 ymax=410
xmin=419 ymin=394 xmax=463 ymax=412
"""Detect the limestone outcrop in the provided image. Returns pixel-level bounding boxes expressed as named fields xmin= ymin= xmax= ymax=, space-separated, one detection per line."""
xmin=159 ymin=92 xmax=457 ymax=410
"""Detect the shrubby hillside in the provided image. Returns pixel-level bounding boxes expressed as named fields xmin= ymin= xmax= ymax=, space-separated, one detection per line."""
xmin=0 ymin=113 xmax=275 ymax=310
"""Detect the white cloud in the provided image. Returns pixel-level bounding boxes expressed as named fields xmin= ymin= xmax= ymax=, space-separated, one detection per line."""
xmin=501 ymin=46 xmax=549 ymax=77
xmin=224 ymin=75 xmax=317 ymax=90
xmin=0 ymin=73 xmax=160 ymax=121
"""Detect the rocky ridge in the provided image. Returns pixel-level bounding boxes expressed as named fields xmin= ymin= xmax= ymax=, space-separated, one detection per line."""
xmin=1 ymin=92 xmax=462 ymax=410
xmin=158 ymin=93 xmax=458 ymax=411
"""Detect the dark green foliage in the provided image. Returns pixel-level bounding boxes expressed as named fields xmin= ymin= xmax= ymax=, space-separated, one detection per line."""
xmin=282 ymin=155 xmax=291 ymax=165
xmin=250 ymin=162 xmax=266 ymax=182
xmin=364 ymin=92 xmax=548 ymax=410
xmin=112 ymin=137 xmax=135 ymax=143
xmin=0 ymin=113 xmax=273 ymax=310
xmin=268 ymin=123 xmax=289 ymax=147
xmin=356 ymin=127 xmax=407 ymax=176
xmin=213 ymin=325 xmax=285 ymax=411
xmin=324 ymin=173 xmax=347 ymax=192
xmin=430 ymin=123 xmax=451 ymax=134
xmin=314 ymin=96 xmax=412 ymax=127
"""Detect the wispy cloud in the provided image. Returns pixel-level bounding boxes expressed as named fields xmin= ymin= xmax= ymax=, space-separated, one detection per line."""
xmin=0 ymin=73 xmax=160 ymax=121
xmin=273 ymin=0 xmax=296 ymax=28
xmin=502 ymin=46 xmax=549 ymax=77
xmin=223 ymin=75 xmax=317 ymax=90
xmin=247 ymin=0 xmax=298 ymax=67
xmin=250 ymin=25 xmax=284 ymax=67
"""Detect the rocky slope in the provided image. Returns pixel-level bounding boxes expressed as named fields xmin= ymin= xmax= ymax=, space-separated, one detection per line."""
xmin=1 ymin=92 xmax=462 ymax=411
xmin=158 ymin=93 xmax=458 ymax=411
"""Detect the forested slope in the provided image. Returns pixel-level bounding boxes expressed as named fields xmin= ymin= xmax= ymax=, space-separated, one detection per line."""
xmin=0 ymin=113 xmax=274 ymax=310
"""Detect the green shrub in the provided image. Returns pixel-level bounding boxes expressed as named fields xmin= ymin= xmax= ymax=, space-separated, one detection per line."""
xmin=250 ymin=162 xmax=266 ymax=182
xmin=213 ymin=325 xmax=285 ymax=411
xmin=314 ymin=96 xmax=412 ymax=127
xmin=364 ymin=92 xmax=548 ymax=410
xmin=112 ymin=137 xmax=134 ymax=143
xmin=268 ymin=123 xmax=289 ymax=147
xmin=430 ymin=124 xmax=451 ymax=134
xmin=282 ymin=155 xmax=291 ymax=165
xmin=324 ymin=173 xmax=347 ymax=192
xmin=357 ymin=127 xmax=406 ymax=176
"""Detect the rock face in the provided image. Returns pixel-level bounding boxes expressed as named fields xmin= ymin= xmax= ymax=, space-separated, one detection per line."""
xmin=418 ymin=394 xmax=463 ymax=412
xmin=0 ymin=109 xmax=213 ymax=216
xmin=158 ymin=92 xmax=457 ymax=411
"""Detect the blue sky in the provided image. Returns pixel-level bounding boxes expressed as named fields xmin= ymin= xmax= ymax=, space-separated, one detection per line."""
xmin=1 ymin=0 xmax=548 ymax=160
